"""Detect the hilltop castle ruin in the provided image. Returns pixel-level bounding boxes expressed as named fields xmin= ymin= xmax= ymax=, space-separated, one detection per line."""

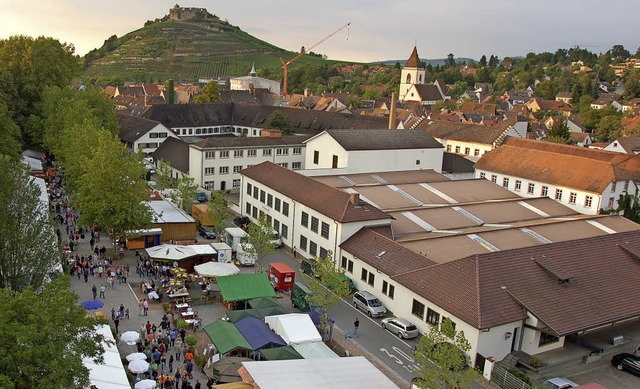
xmin=169 ymin=5 xmax=210 ymax=21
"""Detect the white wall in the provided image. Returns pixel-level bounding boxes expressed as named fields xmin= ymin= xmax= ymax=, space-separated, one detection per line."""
xmin=348 ymin=149 xmax=443 ymax=174
xmin=520 ymin=313 xmax=565 ymax=356
xmin=304 ymin=133 xmax=349 ymax=169
xmin=444 ymin=140 xmax=492 ymax=158
xmin=134 ymin=123 xmax=178 ymax=154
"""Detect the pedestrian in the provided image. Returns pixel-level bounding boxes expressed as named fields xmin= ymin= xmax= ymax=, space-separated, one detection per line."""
xmin=293 ymin=246 xmax=297 ymax=258
xmin=99 ymin=284 xmax=106 ymax=299
xmin=146 ymin=321 xmax=152 ymax=336
xmin=111 ymin=307 xmax=116 ymax=321
xmin=139 ymin=300 xmax=144 ymax=316
xmin=185 ymin=360 xmax=193 ymax=379
xmin=353 ymin=317 xmax=360 ymax=338
xmin=119 ymin=304 xmax=125 ymax=318
xmin=174 ymin=368 xmax=181 ymax=387
xmin=92 ymin=284 xmax=97 ymax=300
xmin=114 ymin=315 xmax=120 ymax=334
xmin=179 ymin=328 xmax=186 ymax=344
xmin=84 ymin=267 xmax=89 ymax=282
xmin=169 ymin=329 xmax=177 ymax=348
xmin=194 ymin=380 xmax=201 ymax=389
xmin=143 ymin=299 xmax=149 ymax=316
xmin=169 ymin=354 xmax=174 ymax=372
xmin=125 ymin=308 xmax=130 ymax=319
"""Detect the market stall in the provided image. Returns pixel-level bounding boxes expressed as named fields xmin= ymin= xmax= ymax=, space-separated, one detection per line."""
xmin=234 ymin=316 xmax=287 ymax=350
xmin=264 ymin=313 xmax=322 ymax=345
xmin=145 ymin=243 xmax=216 ymax=272
xmin=203 ymin=320 xmax=252 ymax=356
xmin=216 ymin=273 xmax=276 ymax=310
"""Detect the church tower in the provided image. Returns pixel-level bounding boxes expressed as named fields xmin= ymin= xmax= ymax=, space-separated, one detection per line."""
xmin=399 ymin=46 xmax=426 ymax=101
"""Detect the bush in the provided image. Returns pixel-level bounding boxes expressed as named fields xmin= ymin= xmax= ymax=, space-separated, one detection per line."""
xmin=507 ymin=368 xmax=532 ymax=384
xmin=185 ymin=334 xmax=197 ymax=352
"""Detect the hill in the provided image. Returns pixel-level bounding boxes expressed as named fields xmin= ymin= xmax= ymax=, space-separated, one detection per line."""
xmin=376 ymin=57 xmax=476 ymax=67
xmin=82 ymin=6 xmax=340 ymax=83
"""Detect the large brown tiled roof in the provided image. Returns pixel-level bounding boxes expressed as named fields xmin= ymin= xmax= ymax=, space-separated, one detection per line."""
xmin=117 ymin=112 xmax=163 ymax=143
xmin=460 ymin=102 xmax=497 ymax=116
xmin=529 ymin=97 xmax=572 ymax=112
xmin=417 ymin=116 xmax=517 ymax=145
xmin=192 ymin=135 xmax=311 ymax=150
xmin=323 ymin=129 xmax=443 ymax=151
xmin=414 ymin=84 xmax=443 ymax=101
xmin=340 ymin=228 xmax=435 ymax=277
xmin=475 ymin=137 xmax=640 ymax=193
xmin=393 ymin=230 xmax=640 ymax=333
xmin=405 ymin=46 xmax=421 ymax=68
xmin=241 ymin=162 xmax=392 ymax=223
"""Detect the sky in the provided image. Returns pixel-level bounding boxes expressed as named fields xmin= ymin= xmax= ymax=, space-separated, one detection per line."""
xmin=1 ymin=0 xmax=639 ymax=63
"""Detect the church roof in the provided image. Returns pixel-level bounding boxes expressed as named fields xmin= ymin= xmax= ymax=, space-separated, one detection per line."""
xmin=405 ymin=46 xmax=422 ymax=68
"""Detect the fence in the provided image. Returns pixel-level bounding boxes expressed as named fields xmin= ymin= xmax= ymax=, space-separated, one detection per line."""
xmin=491 ymin=365 xmax=532 ymax=389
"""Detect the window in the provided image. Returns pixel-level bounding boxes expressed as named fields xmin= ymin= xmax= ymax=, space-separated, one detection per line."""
xmin=624 ymin=181 xmax=629 ymax=191
xmin=464 ymin=147 xmax=470 ymax=155
xmin=361 ymin=268 xmax=368 ymax=282
xmin=292 ymin=162 xmax=301 ymax=170
xmin=411 ymin=300 xmax=425 ymax=320
xmin=253 ymin=187 xmax=259 ymax=199
xmin=205 ymin=167 xmax=215 ymax=175
xmin=502 ymin=177 xmax=509 ymax=188
xmin=275 ymin=198 xmax=281 ymax=212
xmin=233 ymin=165 xmax=242 ymax=173
xmin=301 ymin=212 xmax=309 ymax=228
xmin=313 ymin=150 xmax=319 ymax=164
xmin=555 ymin=189 xmax=563 ymax=200
xmin=480 ymin=172 xmax=486 ymax=179
xmin=541 ymin=186 xmax=548 ymax=197
xmin=247 ymin=149 xmax=256 ymax=157
xmin=251 ymin=205 xmax=258 ymax=218
xmin=585 ymin=195 xmax=593 ymax=208
xmin=332 ymin=155 xmax=339 ymax=168
xmin=539 ymin=332 xmax=559 ymax=346
xmin=611 ymin=182 xmax=617 ymax=192
xmin=232 ymin=179 xmax=240 ymax=188
xmin=321 ymin=222 xmax=330 ymax=239
xmin=388 ymin=284 xmax=394 ymax=299
xmin=273 ymin=219 xmax=280 ymax=233
xmin=491 ymin=175 xmax=497 ymax=183
xmin=446 ymin=145 xmax=452 ymax=152
xmin=204 ymin=181 xmax=214 ymax=190
xmin=569 ymin=192 xmax=577 ymax=204
xmin=262 ymin=149 xmax=272 ymax=156
xmin=367 ymin=272 xmax=375 ymax=286
xmin=299 ymin=236 xmax=308 ymax=251
xmin=515 ymin=180 xmax=522 ymax=191
xmin=245 ymin=202 xmax=251 ymax=214
xmin=282 ymin=202 xmax=289 ymax=216
xmin=309 ymin=241 xmax=317 ymax=256
xmin=319 ymin=247 xmax=328 ymax=259
xmin=277 ymin=162 xmax=288 ymax=168
xmin=220 ymin=151 xmax=229 ymax=159
xmin=382 ymin=280 xmax=388 ymax=295
xmin=267 ymin=194 xmax=273 ymax=207
xmin=234 ymin=150 xmax=243 ymax=158
xmin=527 ymin=183 xmax=535 ymax=194
xmin=281 ymin=224 xmax=288 ymax=239
xmin=246 ymin=183 xmax=252 ymax=195
xmin=347 ymin=259 xmax=353 ymax=273
xmin=474 ymin=149 xmax=480 ymax=156
xmin=276 ymin=148 xmax=289 ymax=156
xmin=293 ymin=147 xmax=302 ymax=155
xmin=149 ymin=132 xmax=159 ymax=138
xmin=260 ymin=190 xmax=266 ymax=203
xmin=426 ymin=308 xmax=440 ymax=326
xmin=341 ymin=256 xmax=347 ymax=270
xmin=205 ymin=151 xmax=215 ymax=159
xmin=219 ymin=166 xmax=229 ymax=175
xmin=608 ymin=197 xmax=614 ymax=209
xmin=455 ymin=146 xmax=461 ymax=154
xmin=310 ymin=217 xmax=319 ymax=233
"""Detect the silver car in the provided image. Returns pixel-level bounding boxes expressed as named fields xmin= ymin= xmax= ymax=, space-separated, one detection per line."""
xmin=353 ymin=291 xmax=386 ymax=318
xmin=381 ymin=317 xmax=419 ymax=339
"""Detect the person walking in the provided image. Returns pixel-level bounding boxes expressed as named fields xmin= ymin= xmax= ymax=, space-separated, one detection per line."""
xmin=143 ymin=299 xmax=149 ymax=316
xmin=114 ymin=315 xmax=120 ymax=334
xmin=92 ymin=284 xmax=97 ymax=300
xmin=353 ymin=317 xmax=360 ymax=338
xmin=99 ymin=284 xmax=106 ymax=299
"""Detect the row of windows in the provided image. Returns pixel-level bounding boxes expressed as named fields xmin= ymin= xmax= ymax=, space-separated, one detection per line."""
xmin=148 ymin=132 xmax=168 ymax=139
xmin=204 ymin=179 xmax=240 ymax=191
xmin=138 ymin=142 xmax=159 ymax=149
xmin=298 ymin=235 xmax=329 ymax=258
xmin=245 ymin=202 xmax=289 ymax=239
xmin=446 ymin=144 xmax=483 ymax=157
xmin=411 ymin=299 xmax=456 ymax=331
xmin=246 ymin=183 xmax=290 ymax=217
xmin=204 ymin=147 xmax=302 ymax=159
xmin=175 ymin=126 xmax=235 ymax=136
xmin=480 ymin=173 xmax=594 ymax=208
xmin=300 ymin=211 xmax=330 ymax=239
xmin=361 ymin=268 xmax=375 ymax=287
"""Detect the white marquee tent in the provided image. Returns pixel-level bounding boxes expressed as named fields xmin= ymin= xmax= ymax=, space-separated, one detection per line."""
xmin=83 ymin=324 xmax=130 ymax=388
xmin=193 ymin=262 xmax=240 ymax=278
xmin=145 ymin=244 xmax=216 ymax=261
xmin=264 ymin=313 xmax=322 ymax=345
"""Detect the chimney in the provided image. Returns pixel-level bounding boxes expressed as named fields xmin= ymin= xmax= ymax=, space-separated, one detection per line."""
xmin=388 ymin=92 xmax=398 ymax=129
xmin=304 ymin=88 xmax=310 ymax=98
xmin=349 ymin=193 xmax=360 ymax=205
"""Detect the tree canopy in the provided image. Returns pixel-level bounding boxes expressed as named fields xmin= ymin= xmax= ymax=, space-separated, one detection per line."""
xmin=241 ymin=213 xmax=276 ymax=272
xmin=206 ymin=191 xmax=229 ymax=234
xmin=193 ymin=80 xmax=221 ymax=103
xmin=266 ymin=110 xmax=291 ymax=135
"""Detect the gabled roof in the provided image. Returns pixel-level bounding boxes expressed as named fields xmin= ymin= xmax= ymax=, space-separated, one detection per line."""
xmin=405 ymin=46 xmax=422 ymax=68
xmin=460 ymin=102 xmax=496 ymax=116
xmin=241 ymin=162 xmax=391 ymax=223
xmin=321 ymin=129 xmax=443 ymax=151
xmin=151 ymin=137 xmax=189 ymax=173
xmin=609 ymin=136 xmax=640 ymax=154
xmin=116 ymin=86 xmax=145 ymax=96
xmin=528 ymin=97 xmax=572 ymax=112
xmin=414 ymin=84 xmax=443 ymax=101
xmin=418 ymin=116 xmax=517 ymax=145
xmin=117 ymin=112 xmax=163 ymax=143
xmin=393 ymin=230 xmax=640 ymax=333
xmin=475 ymin=137 xmax=640 ymax=193
xmin=192 ymin=134 xmax=311 ymax=150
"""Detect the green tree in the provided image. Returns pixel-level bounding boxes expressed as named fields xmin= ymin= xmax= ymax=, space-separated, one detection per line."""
xmin=241 ymin=213 xmax=276 ymax=272
xmin=206 ymin=191 xmax=229 ymax=234
xmin=547 ymin=117 xmax=570 ymax=142
xmin=413 ymin=319 xmax=476 ymax=389
xmin=596 ymin=115 xmax=623 ymax=142
xmin=154 ymin=160 xmax=199 ymax=210
xmin=0 ymin=103 xmax=22 ymax=159
xmin=305 ymin=252 xmax=351 ymax=340
xmin=624 ymin=69 xmax=640 ymax=99
xmin=0 ymin=276 xmax=106 ymax=388
xmin=0 ymin=158 xmax=60 ymax=291
xmin=479 ymin=55 xmax=487 ymax=67
xmin=194 ymin=80 xmax=220 ymax=103
xmin=611 ymin=192 xmax=640 ymax=222
xmin=266 ymin=110 xmax=291 ymax=135
xmin=166 ymin=79 xmax=175 ymax=104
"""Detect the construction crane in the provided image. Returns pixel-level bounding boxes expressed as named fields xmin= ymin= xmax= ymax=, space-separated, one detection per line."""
xmin=280 ymin=22 xmax=351 ymax=96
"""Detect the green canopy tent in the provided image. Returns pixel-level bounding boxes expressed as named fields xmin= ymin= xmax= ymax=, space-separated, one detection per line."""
xmin=217 ymin=274 xmax=276 ymax=309
xmin=259 ymin=345 xmax=303 ymax=361
xmin=203 ymin=320 xmax=252 ymax=355
xmin=225 ymin=305 xmax=289 ymax=323
xmin=246 ymin=296 xmax=280 ymax=309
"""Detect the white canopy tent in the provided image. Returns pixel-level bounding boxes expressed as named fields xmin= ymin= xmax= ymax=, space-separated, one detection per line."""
xmin=194 ymin=262 xmax=240 ymax=278
xmin=292 ymin=341 xmax=339 ymax=359
xmin=264 ymin=313 xmax=322 ymax=345
xmin=145 ymin=244 xmax=216 ymax=261
xmin=83 ymin=324 xmax=130 ymax=388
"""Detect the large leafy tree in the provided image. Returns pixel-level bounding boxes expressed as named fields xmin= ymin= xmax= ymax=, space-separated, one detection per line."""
xmin=0 ymin=276 xmax=106 ymax=388
xmin=241 ymin=213 xmax=276 ymax=272
xmin=546 ymin=117 xmax=570 ymax=144
xmin=266 ymin=110 xmax=291 ymax=135
xmin=154 ymin=159 xmax=199 ymax=211
xmin=0 ymin=103 xmax=22 ymax=159
xmin=413 ymin=319 xmax=477 ymax=389
xmin=206 ymin=191 xmax=229 ymax=234
xmin=305 ymin=251 xmax=351 ymax=340
xmin=194 ymin=80 xmax=220 ymax=103
xmin=0 ymin=158 xmax=60 ymax=291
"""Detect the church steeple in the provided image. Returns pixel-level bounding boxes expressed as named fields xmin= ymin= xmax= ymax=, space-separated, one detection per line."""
xmin=405 ymin=46 xmax=422 ymax=68
xmin=249 ymin=62 xmax=256 ymax=77
xmin=399 ymin=46 xmax=427 ymax=101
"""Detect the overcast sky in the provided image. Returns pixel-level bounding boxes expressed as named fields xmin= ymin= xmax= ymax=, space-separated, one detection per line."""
xmin=1 ymin=0 xmax=639 ymax=63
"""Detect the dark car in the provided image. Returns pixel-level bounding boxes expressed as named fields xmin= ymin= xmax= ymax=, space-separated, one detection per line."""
xmin=301 ymin=258 xmax=318 ymax=277
xmin=233 ymin=216 xmax=251 ymax=230
xmin=197 ymin=225 xmax=216 ymax=239
xmin=611 ymin=352 xmax=640 ymax=375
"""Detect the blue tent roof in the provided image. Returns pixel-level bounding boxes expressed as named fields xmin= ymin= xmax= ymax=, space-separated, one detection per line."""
xmin=234 ymin=316 xmax=286 ymax=350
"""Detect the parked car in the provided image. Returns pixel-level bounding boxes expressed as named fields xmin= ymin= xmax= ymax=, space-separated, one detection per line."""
xmin=197 ymin=225 xmax=216 ymax=239
xmin=352 ymin=290 xmax=386 ymax=318
xmin=611 ymin=353 xmax=640 ymax=375
xmin=196 ymin=191 xmax=208 ymax=203
xmin=543 ymin=377 xmax=580 ymax=389
xmin=301 ymin=258 xmax=318 ymax=277
xmin=233 ymin=216 xmax=251 ymax=230
xmin=381 ymin=317 xmax=419 ymax=339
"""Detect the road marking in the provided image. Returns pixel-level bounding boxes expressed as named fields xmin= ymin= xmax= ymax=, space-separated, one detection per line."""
xmin=380 ymin=348 xmax=403 ymax=365
xmin=128 ymin=283 xmax=140 ymax=303
xmin=393 ymin=346 xmax=414 ymax=363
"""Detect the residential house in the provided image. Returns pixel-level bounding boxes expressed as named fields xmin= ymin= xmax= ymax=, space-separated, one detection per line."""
xmin=302 ymin=129 xmax=444 ymax=175
xmin=621 ymin=98 xmax=640 ymax=113
xmin=555 ymin=91 xmax=573 ymax=104
xmin=568 ymin=132 xmax=592 ymax=147
xmin=604 ymin=136 xmax=640 ymax=154
xmin=117 ymin=112 xmax=178 ymax=154
xmin=501 ymin=90 xmax=532 ymax=105
xmin=526 ymin=97 xmax=572 ymax=117
xmin=590 ymin=97 xmax=623 ymax=111
xmin=151 ymin=137 xmax=191 ymax=180
xmin=475 ymin=137 xmax=640 ymax=213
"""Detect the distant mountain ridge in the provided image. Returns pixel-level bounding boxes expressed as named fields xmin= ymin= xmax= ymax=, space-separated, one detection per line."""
xmin=375 ymin=57 xmax=476 ymax=66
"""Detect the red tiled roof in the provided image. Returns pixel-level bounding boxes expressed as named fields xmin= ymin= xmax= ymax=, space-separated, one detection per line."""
xmin=241 ymin=162 xmax=392 ymax=223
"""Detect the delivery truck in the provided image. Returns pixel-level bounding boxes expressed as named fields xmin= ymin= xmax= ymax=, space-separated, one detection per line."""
xmin=236 ymin=243 xmax=257 ymax=266
xmin=223 ymin=227 xmax=248 ymax=254
xmin=268 ymin=262 xmax=295 ymax=292
xmin=291 ymin=281 xmax=314 ymax=311
xmin=210 ymin=242 xmax=232 ymax=263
